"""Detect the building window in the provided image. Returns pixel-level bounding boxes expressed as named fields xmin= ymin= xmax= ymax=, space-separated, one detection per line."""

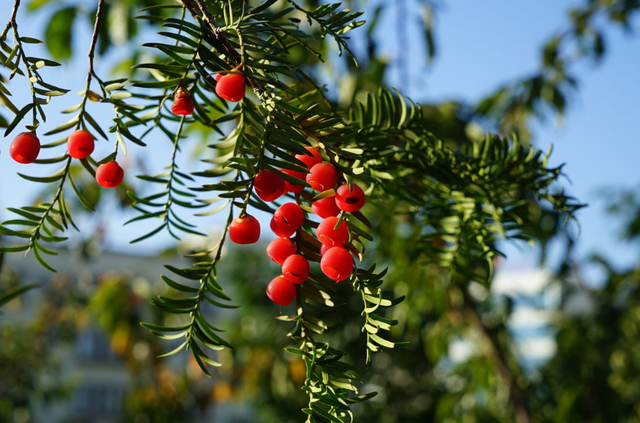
xmin=73 ymin=384 xmax=124 ymax=415
xmin=75 ymin=330 xmax=118 ymax=361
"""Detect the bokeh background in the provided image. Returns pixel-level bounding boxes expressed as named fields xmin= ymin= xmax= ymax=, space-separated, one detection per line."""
xmin=1 ymin=1 xmax=640 ymax=422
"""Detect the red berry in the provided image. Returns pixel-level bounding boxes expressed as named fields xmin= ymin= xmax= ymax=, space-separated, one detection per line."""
xmin=335 ymin=183 xmax=366 ymax=213
xmin=307 ymin=163 xmax=338 ymax=192
xmin=171 ymin=86 xmax=194 ymax=115
xmin=254 ymin=170 xmax=286 ymax=202
xmin=229 ymin=214 xmax=261 ymax=244
xmin=282 ymin=254 xmax=309 ymax=284
xmin=10 ymin=132 xmax=40 ymax=164
xmin=321 ymin=247 xmax=353 ymax=282
xmin=280 ymin=168 xmax=306 ymax=193
xmin=67 ymin=130 xmax=95 ymax=159
xmin=270 ymin=217 xmax=294 ymax=238
xmin=95 ymin=161 xmax=124 ymax=188
xmin=273 ymin=203 xmax=304 ymax=233
xmin=320 ymin=241 xmax=347 ymax=256
xmin=267 ymin=237 xmax=297 ymax=265
xmin=215 ymin=73 xmax=223 ymax=82
xmin=171 ymin=98 xmax=194 ymax=115
xmin=266 ymin=275 xmax=296 ymax=306
xmin=320 ymin=243 xmax=331 ymax=256
xmin=316 ymin=216 xmax=349 ymax=247
xmin=216 ymin=73 xmax=246 ymax=102
xmin=312 ymin=196 xmax=341 ymax=219
xmin=295 ymin=147 xmax=322 ymax=170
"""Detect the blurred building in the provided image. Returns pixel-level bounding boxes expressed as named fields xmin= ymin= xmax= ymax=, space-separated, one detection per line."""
xmin=447 ymin=269 xmax=560 ymax=371
xmin=0 ymin=248 xmax=252 ymax=423
xmin=492 ymin=268 xmax=559 ymax=370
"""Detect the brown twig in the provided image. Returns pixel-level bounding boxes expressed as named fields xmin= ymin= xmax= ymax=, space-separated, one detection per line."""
xmin=77 ymin=0 xmax=106 ymax=131
xmin=87 ymin=0 xmax=105 ymax=76
xmin=0 ymin=0 xmax=21 ymax=41
xmin=181 ymin=0 xmax=266 ymax=95
xmin=2 ymin=0 xmax=40 ymax=126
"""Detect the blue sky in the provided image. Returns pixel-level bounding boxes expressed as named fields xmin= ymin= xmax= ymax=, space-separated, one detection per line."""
xmin=377 ymin=0 xmax=640 ymax=276
xmin=1 ymin=0 xmax=639 ymax=279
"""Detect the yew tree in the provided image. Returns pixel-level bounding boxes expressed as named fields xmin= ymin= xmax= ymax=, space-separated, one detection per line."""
xmin=1 ymin=0 xmax=616 ymax=421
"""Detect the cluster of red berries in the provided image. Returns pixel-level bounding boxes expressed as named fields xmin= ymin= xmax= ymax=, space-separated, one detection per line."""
xmin=228 ymin=146 xmax=367 ymax=306
xmin=171 ymin=72 xmax=246 ymax=117
xmin=8 ymin=130 xmax=124 ymax=188
xmin=6 ymin=72 xmax=244 ymax=196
